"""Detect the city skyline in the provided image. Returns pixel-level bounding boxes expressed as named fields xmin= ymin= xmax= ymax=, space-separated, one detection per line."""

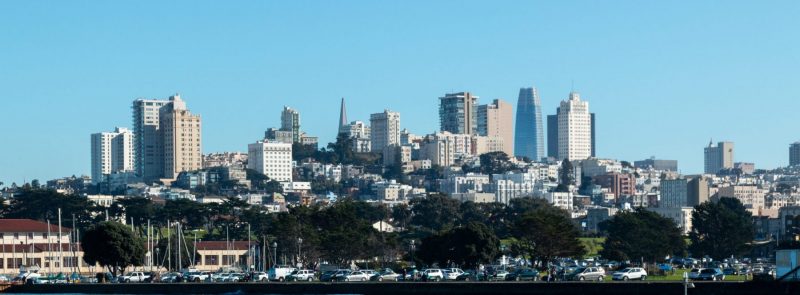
xmin=2 ymin=1 xmax=800 ymax=183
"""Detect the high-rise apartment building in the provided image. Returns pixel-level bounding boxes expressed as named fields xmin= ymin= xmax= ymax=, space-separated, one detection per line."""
xmin=90 ymin=127 xmax=134 ymax=184
xmin=477 ymin=99 xmax=514 ymax=156
xmin=556 ymin=92 xmax=592 ymax=161
xmin=514 ymin=87 xmax=544 ymax=161
xmin=704 ymin=141 xmax=734 ymax=174
xmin=161 ymin=95 xmax=202 ymax=180
xmin=247 ymin=141 xmax=293 ymax=182
xmin=370 ymin=110 xmax=400 ymax=152
xmin=546 ymin=114 xmax=558 ymax=158
xmin=591 ymin=113 xmax=596 ymax=157
xmin=790 ymin=142 xmax=800 ymax=166
xmin=281 ymin=106 xmax=301 ymax=143
xmin=132 ymin=98 xmax=170 ymax=181
xmin=439 ymin=92 xmax=478 ymax=135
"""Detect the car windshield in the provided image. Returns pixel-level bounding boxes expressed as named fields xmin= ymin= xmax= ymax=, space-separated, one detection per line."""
xmin=701 ymin=269 xmax=715 ymax=274
xmin=573 ymin=267 xmax=586 ymax=273
xmin=690 ymin=269 xmax=700 ymax=273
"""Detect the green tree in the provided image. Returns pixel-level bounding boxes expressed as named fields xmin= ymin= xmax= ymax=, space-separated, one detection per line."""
xmin=556 ymin=159 xmax=574 ymax=192
xmin=512 ymin=203 xmax=585 ymax=265
xmin=600 ymin=208 xmax=686 ymax=262
xmin=391 ymin=204 xmax=412 ymax=229
xmin=3 ymin=188 xmax=97 ymax=229
xmin=264 ymin=180 xmax=284 ymax=194
xmin=416 ymin=222 xmax=499 ymax=269
xmin=478 ymin=151 xmax=515 ymax=175
xmin=689 ymin=198 xmax=754 ymax=260
xmin=409 ymin=194 xmax=461 ymax=232
xmin=108 ymin=197 xmax=158 ymax=226
xmin=82 ymin=221 xmax=145 ymax=275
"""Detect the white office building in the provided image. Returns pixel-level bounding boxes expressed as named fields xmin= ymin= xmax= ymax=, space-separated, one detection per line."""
xmin=247 ymin=141 xmax=293 ymax=182
xmin=557 ymin=92 xmax=592 ymax=161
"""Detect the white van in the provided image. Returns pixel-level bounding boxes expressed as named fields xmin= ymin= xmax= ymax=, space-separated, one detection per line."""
xmin=268 ymin=265 xmax=297 ymax=282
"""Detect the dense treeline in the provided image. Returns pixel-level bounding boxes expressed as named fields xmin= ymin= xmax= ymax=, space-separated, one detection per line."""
xmin=1 ymin=187 xmax=757 ymax=270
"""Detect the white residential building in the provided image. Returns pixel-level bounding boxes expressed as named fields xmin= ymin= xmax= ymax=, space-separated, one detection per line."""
xmin=370 ymin=110 xmax=401 ymax=152
xmin=439 ymin=173 xmax=490 ymax=195
xmin=247 ymin=141 xmax=293 ymax=182
xmin=649 ymin=207 xmax=694 ymax=234
xmin=91 ymin=127 xmax=134 ymax=184
xmin=546 ymin=192 xmax=574 ymax=211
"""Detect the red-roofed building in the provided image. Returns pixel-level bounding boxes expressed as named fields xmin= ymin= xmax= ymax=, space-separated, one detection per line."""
xmin=0 ymin=219 xmax=87 ymax=273
xmin=0 ymin=219 xmax=72 ymax=245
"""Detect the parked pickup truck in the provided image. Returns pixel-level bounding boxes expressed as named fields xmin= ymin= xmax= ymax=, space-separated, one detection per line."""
xmin=120 ymin=272 xmax=151 ymax=283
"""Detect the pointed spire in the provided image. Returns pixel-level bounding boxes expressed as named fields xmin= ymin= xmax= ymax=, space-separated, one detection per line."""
xmin=339 ymin=97 xmax=348 ymax=127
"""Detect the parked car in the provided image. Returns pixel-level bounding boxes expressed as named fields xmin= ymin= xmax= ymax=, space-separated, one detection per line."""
xmin=321 ymin=269 xmax=349 ymax=282
xmin=268 ymin=265 xmax=297 ymax=282
xmin=695 ymin=268 xmax=725 ymax=281
xmin=506 ymin=268 xmax=539 ymax=281
xmin=251 ymin=272 xmax=268 ymax=282
xmin=442 ymin=268 xmax=465 ymax=281
xmin=159 ymin=272 xmax=181 ymax=283
xmin=119 ymin=272 xmax=151 ymax=283
xmin=422 ymin=269 xmax=445 ymax=282
xmin=566 ymin=267 xmax=605 ymax=281
xmin=371 ymin=269 xmax=401 ymax=282
xmin=612 ymin=267 xmax=647 ymax=281
xmin=339 ymin=270 xmax=370 ymax=282
xmin=186 ymin=271 xmax=211 ymax=282
xmin=226 ymin=273 xmax=246 ymax=282
xmin=688 ymin=268 xmax=702 ymax=280
xmin=287 ymin=269 xmax=316 ymax=282
xmin=454 ymin=271 xmax=482 ymax=281
xmin=490 ymin=270 xmax=510 ymax=281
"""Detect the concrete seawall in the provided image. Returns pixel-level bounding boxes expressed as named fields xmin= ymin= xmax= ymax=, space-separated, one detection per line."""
xmin=3 ymin=281 xmax=798 ymax=295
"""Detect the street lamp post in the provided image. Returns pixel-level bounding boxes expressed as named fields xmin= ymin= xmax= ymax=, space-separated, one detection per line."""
xmin=297 ymin=238 xmax=303 ymax=268
xmin=409 ymin=240 xmax=416 ymax=265
xmin=272 ymin=242 xmax=278 ymax=267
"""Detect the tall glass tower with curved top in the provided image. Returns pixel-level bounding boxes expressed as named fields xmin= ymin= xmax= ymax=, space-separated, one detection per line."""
xmin=514 ymin=87 xmax=544 ymax=161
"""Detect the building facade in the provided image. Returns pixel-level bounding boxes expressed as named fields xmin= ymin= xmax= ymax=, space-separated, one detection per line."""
xmin=660 ymin=179 xmax=689 ymax=208
xmin=556 ymin=92 xmax=592 ymax=161
xmin=514 ymin=87 xmax=545 ymax=161
xmin=370 ymin=110 xmax=400 ymax=152
xmin=439 ymin=92 xmax=478 ymax=135
xmin=634 ymin=158 xmax=678 ymax=171
xmin=247 ymin=141 xmax=293 ymax=182
xmin=90 ymin=127 xmax=134 ymax=184
xmin=132 ymin=98 xmax=170 ymax=182
xmin=477 ymin=99 xmax=514 ymax=156
xmin=160 ymin=95 xmax=202 ymax=181
xmin=280 ymin=106 xmax=301 ymax=143
xmin=790 ymin=142 xmax=800 ymax=166
xmin=704 ymin=141 xmax=734 ymax=174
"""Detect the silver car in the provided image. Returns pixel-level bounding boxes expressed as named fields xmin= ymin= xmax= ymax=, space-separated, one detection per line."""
xmin=340 ymin=270 xmax=371 ymax=282
xmin=568 ymin=267 xmax=605 ymax=281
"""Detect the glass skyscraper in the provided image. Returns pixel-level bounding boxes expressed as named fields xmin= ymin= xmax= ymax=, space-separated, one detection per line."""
xmin=514 ymin=87 xmax=544 ymax=160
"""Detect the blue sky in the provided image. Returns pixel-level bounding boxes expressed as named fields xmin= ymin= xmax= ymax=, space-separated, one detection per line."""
xmin=1 ymin=1 xmax=799 ymax=184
